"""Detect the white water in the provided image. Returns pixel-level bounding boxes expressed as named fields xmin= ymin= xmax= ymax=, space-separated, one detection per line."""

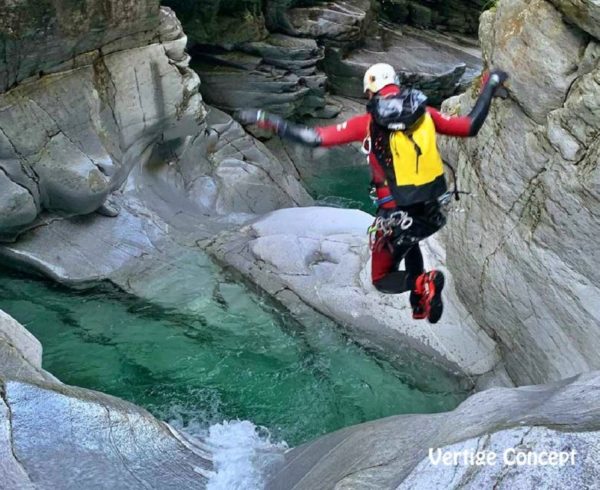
xmin=171 ymin=415 xmax=289 ymax=490
xmin=205 ymin=420 xmax=288 ymax=490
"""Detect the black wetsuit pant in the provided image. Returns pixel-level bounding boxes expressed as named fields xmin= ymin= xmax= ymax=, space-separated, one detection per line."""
xmin=372 ymin=201 xmax=446 ymax=294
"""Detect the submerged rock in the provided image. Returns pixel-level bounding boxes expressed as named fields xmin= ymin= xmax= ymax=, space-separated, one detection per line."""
xmin=267 ymin=370 xmax=600 ymax=489
xmin=439 ymin=0 xmax=600 ymax=385
xmin=205 ymin=206 xmax=502 ymax=382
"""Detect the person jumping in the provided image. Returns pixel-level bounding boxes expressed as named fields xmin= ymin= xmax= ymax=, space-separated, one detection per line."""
xmin=238 ymin=63 xmax=508 ymax=323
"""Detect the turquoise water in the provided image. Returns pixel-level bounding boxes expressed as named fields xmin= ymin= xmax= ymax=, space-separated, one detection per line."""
xmin=0 ymin=265 xmax=468 ymax=446
xmin=306 ymin=164 xmax=374 ymax=212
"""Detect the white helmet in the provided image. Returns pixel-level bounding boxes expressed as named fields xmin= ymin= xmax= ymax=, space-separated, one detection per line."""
xmin=363 ymin=63 xmax=399 ymax=94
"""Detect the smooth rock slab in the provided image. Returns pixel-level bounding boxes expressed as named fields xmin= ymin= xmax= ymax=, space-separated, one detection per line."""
xmin=267 ymin=370 xmax=600 ymax=489
xmin=0 ymin=195 xmax=171 ymax=286
xmin=205 ymin=206 xmax=500 ymax=379
xmin=2 ymin=380 xmax=212 ymax=489
xmin=399 ymin=426 xmax=600 ymax=489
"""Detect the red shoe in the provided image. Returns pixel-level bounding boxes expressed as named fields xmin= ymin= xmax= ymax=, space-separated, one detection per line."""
xmin=410 ymin=274 xmax=427 ymax=320
xmin=413 ymin=271 xmax=445 ymax=323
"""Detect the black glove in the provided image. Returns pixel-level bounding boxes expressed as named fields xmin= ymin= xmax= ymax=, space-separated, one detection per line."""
xmin=488 ymin=69 xmax=509 ymax=99
xmin=468 ymin=69 xmax=509 ymax=136
xmin=236 ymin=108 xmax=322 ymax=147
xmin=237 ymin=109 xmax=285 ymax=131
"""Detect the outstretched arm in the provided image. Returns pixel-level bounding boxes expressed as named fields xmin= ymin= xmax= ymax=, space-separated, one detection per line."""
xmin=237 ymin=110 xmax=371 ymax=147
xmin=429 ymin=69 xmax=509 ymax=137
xmin=237 ymin=110 xmax=323 ymax=146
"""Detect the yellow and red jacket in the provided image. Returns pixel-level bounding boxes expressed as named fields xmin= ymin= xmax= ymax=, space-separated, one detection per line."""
xmin=315 ymin=85 xmax=473 ymax=208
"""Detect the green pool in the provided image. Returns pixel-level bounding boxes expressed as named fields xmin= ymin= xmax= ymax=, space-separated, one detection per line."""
xmin=0 ymin=261 xmax=467 ymax=447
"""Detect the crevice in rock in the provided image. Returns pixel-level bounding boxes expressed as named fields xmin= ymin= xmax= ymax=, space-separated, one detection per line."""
xmin=100 ymin=403 xmax=152 ymax=489
xmin=8 ymin=215 xmax=66 ymax=243
xmin=0 ymin=123 xmax=23 ymax=159
xmin=133 ymin=66 xmax=148 ymax=130
xmin=1 ymin=381 xmax=32 ymax=482
xmin=491 ymin=427 xmax=534 ymax=490
xmin=506 ymin=166 xmax=548 ymax=217
xmin=455 ymin=434 xmax=491 ymax=488
xmin=92 ymin=55 xmax=120 ymax=131
xmin=26 ymin=96 xmax=91 ymax=163
xmin=0 ymin=163 xmax=37 ymax=205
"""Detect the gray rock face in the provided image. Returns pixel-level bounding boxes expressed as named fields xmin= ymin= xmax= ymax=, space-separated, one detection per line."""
xmin=3 ymin=380 xmax=212 ymax=489
xmin=548 ymin=0 xmax=600 ymax=39
xmin=267 ymin=370 xmax=600 ymax=489
xmin=438 ymin=0 xmax=600 ymax=385
xmin=192 ymin=35 xmax=329 ymax=118
xmin=0 ymin=106 xmax=311 ymax=290
xmin=0 ymin=310 xmax=55 ymax=384
xmin=381 ymin=0 xmax=488 ymax=34
xmin=285 ymin=0 xmax=376 ymax=47
xmin=480 ymin=0 xmax=586 ymax=124
xmin=205 ymin=206 xmax=501 ymax=381
xmin=399 ymin=426 xmax=600 ymax=489
xmin=0 ymin=0 xmax=312 ymax=298
xmin=0 ymin=5 xmax=204 ymax=240
xmin=0 ymin=309 xmax=212 ymax=489
xmin=183 ymin=0 xmax=482 ymax=116
xmin=170 ymin=0 xmax=343 ymax=119
xmin=163 ymin=0 xmax=267 ymax=45
xmin=0 ymin=0 xmax=160 ymax=92
xmin=201 ymin=109 xmax=313 ymax=214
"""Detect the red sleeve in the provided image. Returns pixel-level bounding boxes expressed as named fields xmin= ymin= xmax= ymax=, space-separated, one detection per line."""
xmin=316 ymin=113 xmax=371 ymax=147
xmin=427 ymin=107 xmax=472 ymax=137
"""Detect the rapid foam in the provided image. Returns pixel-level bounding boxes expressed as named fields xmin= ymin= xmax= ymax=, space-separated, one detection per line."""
xmin=204 ymin=420 xmax=288 ymax=490
xmin=171 ymin=414 xmax=289 ymax=490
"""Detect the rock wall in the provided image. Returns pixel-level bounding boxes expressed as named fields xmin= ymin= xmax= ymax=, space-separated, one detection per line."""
xmin=0 ymin=1 xmax=311 ymax=243
xmin=0 ymin=4 xmax=204 ymax=240
xmin=267 ymin=370 xmax=600 ymax=489
xmin=166 ymin=0 xmax=482 ymax=118
xmin=380 ymin=0 xmax=488 ymax=34
xmin=0 ymin=309 xmax=212 ymax=489
xmin=0 ymin=0 xmax=160 ymax=92
xmin=439 ymin=0 xmax=600 ymax=385
xmin=323 ymin=24 xmax=481 ymax=102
